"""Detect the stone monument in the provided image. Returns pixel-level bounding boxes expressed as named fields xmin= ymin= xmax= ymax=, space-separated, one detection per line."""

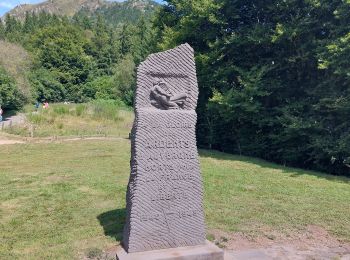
xmin=117 ymin=44 xmax=224 ymax=260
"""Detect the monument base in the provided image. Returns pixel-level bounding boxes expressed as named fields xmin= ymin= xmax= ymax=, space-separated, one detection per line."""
xmin=116 ymin=241 xmax=224 ymax=260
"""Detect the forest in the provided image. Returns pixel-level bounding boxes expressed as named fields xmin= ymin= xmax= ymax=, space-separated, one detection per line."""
xmin=0 ymin=0 xmax=349 ymax=176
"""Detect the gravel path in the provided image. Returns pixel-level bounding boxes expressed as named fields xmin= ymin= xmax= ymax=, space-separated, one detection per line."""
xmin=213 ymin=225 xmax=350 ymax=260
xmin=0 ymin=113 xmax=26 ymax=129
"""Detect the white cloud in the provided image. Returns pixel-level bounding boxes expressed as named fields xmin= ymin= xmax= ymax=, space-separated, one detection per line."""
xmin=0 ymin=2 xmax=15 ymax=9
xmin=0 ymin=0 xmax=46 ymax=9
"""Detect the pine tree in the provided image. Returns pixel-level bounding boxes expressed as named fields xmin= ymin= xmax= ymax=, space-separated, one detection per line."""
xmin=119 ymin=23 xmax=132 ymax=56
xmin=4 ymin=14 xmax=23 ymax=42
xmin=154 ymin=0 xmax=350 ymax=176
xmin=0 ymin=18 xmax=5 ymax=40
xmin=90 ymin=15 xmax=113 ymax=75
xmin=23 ymin=12 xmax=35 ymax=33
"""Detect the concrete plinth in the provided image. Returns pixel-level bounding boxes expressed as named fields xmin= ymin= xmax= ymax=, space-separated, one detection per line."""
xmin=116 ymin=241 xmax=224 ymax=260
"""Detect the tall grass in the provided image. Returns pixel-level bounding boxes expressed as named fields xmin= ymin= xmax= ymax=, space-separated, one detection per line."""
xmin=7 ymin=100 xmax=133 ymax=138
xmin=90 ymin=99 xmax=126 ymax=122
xmin=52 ymin=105 xmax=70 ymax=115
xmin=31 ymin=100 xmax=129 ymax=122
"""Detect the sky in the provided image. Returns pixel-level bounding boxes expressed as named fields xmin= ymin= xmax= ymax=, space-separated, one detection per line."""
xmin=0 ymin=0 xmax=164 ymax=16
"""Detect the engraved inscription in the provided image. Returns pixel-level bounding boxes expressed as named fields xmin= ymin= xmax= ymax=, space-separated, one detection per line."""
xmin=139 ymin=209 xmax=201 ymax=222
xmin=144 ymin=163 xmax=195 ymax=172
xmin=145 ymin=139 xmax=191 ymax=149
xmin=141 ymin=151 xmax=197 ymax=161
xmin=139 ymin=121 xmax=194 ymax=129
xmin=150 ymin=187 xmax=188 ymax=202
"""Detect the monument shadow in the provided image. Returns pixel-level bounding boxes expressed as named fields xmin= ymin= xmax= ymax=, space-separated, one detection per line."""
xmin=97 ymin=208 xmax=126 ymax=242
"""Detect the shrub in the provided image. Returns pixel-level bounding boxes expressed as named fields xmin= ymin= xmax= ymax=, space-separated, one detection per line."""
xmin=0 ymin=66 xmax=25 ymax=110
xmin=27 ymin=113 xmax=44 ymax=124
xmin=30 ymin=68 xmax=66 ymax=102
xmin=83 ymin=76 xmax=116 ymax=100
xmin=75 ymin=104 xmax=86 ymax=117
xmin=53 ymin=105 xmax=70 ymax=115
xmin=90 ymin=99 xmax=126 ymax=121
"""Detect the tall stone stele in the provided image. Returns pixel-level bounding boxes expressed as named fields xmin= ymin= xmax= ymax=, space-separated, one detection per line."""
xmin=117 ymin=44 xmax=224 ymax=260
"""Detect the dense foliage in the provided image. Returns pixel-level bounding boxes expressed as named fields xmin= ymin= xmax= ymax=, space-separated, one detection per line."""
xmin=154 ymin=0 xmax=350 ymax=176
xmin=1 ymin=3 xmax=156 ymax=105
xmin=77 ymin=0 xmax=158 ymax=26
xmin=0 ymin=66 xmax=25 ymax=110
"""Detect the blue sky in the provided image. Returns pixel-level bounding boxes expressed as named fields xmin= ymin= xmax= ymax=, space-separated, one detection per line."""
xmin=0 ymin=0 xmax=164 ymax=16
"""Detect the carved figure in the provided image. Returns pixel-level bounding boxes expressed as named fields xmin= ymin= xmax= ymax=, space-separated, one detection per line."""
xmin=150 ymin=80 xmax=188 ymax=110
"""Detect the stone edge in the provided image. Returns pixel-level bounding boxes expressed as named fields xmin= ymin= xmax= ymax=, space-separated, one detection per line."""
xmin=116 ymin=240 xmax=224 ymax=260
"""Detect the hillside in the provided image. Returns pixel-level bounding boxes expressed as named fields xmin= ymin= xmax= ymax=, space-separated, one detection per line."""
xmin=0 ymin=40 xmax=32 ymax=101
xmin=5 ymin=0 xmax=108 ymax=20
xmin=82 ymin=0 xmax=160 ymax=25
xmin=4 ymin=0 xmax=159 ymax=21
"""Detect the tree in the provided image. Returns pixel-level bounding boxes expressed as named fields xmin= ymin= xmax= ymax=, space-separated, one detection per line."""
xmin=0 ymin=19 xmax=5 ymax=40
xmin=119 ymin=23 xmax=132 ymax=56
xmin=0 ymin=67 xmax=25 ymax=110
xmin=113 ymin=55 xmax=136 ymax=105
xmin=89 ymin=15 xmax=117 ymax=76
xmin=29 ymin=23 xmax=93 ymax=102
xmin=4 ymin=14 xmax=22 ymax=42
xmin=132 ymin=16 xmax=156 ymax=63
xmin=154 ymin=0 xmax=350 ymax=176
xmin=23 ymin=12 xmax=35 ymax=33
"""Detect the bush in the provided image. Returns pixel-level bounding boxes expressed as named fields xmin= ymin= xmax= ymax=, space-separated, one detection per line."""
xmin=27 ymin=113 xmax=44 ymax=124
xmin=0 ymin=66 xmax=25 ymax=110
xmin=90 ymin=99 xmax=126 ymax=121
xmin=83 ymin=76 xmax=116 ymax=100
xmin=75 ymin=104 xmax=86 ymax=117
xmin=30 ymin=68 xmax=66 ymax=102
xmin=53 ymin=105 xmax=70 ymax=115
xmin=112 ymin=55 xmax=136 ymax=106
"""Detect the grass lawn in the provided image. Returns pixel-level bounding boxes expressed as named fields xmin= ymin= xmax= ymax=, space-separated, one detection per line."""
xmin=0 ymin=139 xmax=349 ymax=259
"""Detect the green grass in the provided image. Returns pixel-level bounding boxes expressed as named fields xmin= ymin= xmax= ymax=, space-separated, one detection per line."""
xmin=6 ymin=101 xmax=134 ymax=138
xmin=0 ymin=140 xmax=349 ymax=259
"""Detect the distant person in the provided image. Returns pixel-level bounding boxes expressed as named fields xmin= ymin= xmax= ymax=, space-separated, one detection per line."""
xmin=35 ymin=101 xmax=40 ymax=111
xmin=43 ymin=101 xmax=49 ymax=109
xmin=0 ymin=106 xmax=3 ymax=122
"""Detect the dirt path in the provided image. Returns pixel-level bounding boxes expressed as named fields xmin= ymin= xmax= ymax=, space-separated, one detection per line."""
xmin=0 ymin=139 xmax=25 ymax=145
xmin=93 ymin=226 xmax=350 ymax=260
xmin=0 ymin=133 xmax=25 ymax=145
xmin=0 ymin=135 xmax=125 ymax=145
xmin=211 ymin=225 xmax=350 ymax=259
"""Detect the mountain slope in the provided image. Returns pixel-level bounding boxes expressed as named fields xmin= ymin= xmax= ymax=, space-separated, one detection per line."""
xmin=4 ymin=0 xmax=158 ymax=21
xmin=6 ymin=0 xmax=108 ymax=20
xmin=0 ymin=40 xmax=32 ymax=101
xmin=82 ymin=0 xmax=159 ymax=26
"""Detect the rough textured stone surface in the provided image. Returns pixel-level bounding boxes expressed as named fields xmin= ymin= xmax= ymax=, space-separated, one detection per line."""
xmin=117 ymin=241 xmax=224 ymax=260
xmin=123 ymin=44 xmax=207 ymax=253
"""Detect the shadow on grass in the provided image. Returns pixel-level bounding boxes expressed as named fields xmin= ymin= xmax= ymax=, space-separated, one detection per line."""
xmin=97 ymin=208 xmax=126 ymax=242
xmin=2 ymin=110 xmax=17 ymax=120
xmin=199 ymin=149 xmax=350 ymax=184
